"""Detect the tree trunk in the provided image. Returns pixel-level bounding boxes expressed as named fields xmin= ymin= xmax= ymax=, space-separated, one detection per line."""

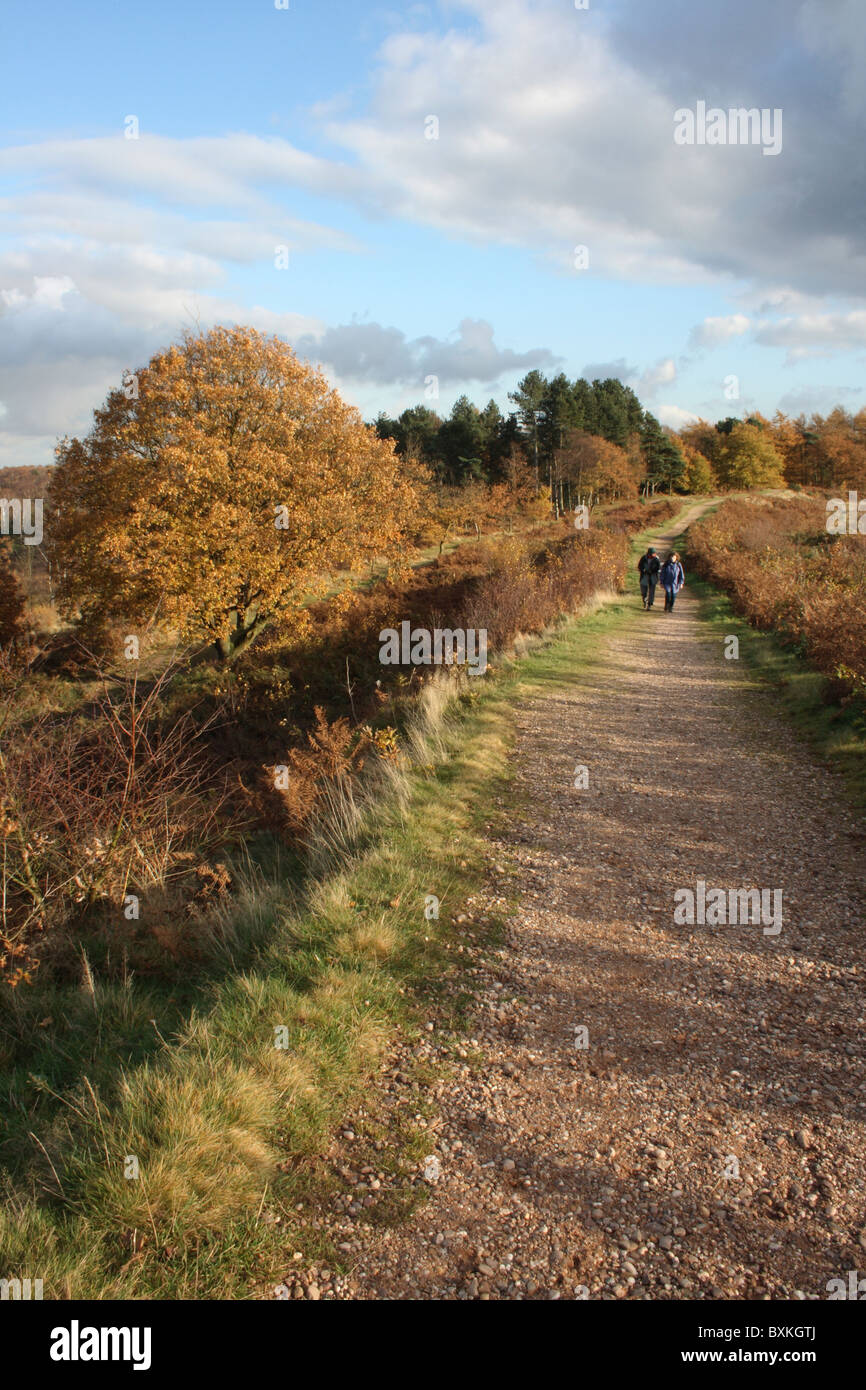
xmin=213 ymin=606 xmax=267 ymax=663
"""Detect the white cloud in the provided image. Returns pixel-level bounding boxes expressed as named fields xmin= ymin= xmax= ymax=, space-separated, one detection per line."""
xmin=0 ymin=261 xmax=323 ymax=450
xmin=753 ymin=309 xmax=866 ymax=361
xmin=315 ymin=0 xmax=866 ymax=295
xmin=0 ymin=275 xmax=77 ymax=312
xmin=688 ymin=314 xmax=751 ymax=350
xmin=0 ymin=430 xmax=56 ymax=471
xmin=580 ymin=358 xmax=637 ymax=383
xmin=0 ymin=135 xmax=366 ymax=222
xmin=324 ymin=4 xmax=725 ymax=282
xmin=777 ymin=383 xmax=864 ymax=415
xmin=0 ymin=4 xmax=771 ymax=290
xmin=657 ymin=404 xmax=699 ymax=429
xmin=640 ymin=357 xmax=677 ymax=394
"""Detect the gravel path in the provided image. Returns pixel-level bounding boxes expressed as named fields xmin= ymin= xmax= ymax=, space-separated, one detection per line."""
xmin=324 ymin=525 xmax=866 ymax=1301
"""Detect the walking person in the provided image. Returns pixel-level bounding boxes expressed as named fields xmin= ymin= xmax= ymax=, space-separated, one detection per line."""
xmin=660 ymin=551 xmax=685 ymax=612
xmin=637 ymin=546 xmax=660 ymax=609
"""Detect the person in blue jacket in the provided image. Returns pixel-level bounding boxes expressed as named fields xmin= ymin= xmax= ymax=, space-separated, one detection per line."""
xmin=660 ymin=551 xmax=685 ymax=611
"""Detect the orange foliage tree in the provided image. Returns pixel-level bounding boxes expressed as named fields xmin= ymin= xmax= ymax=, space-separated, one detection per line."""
xmin=809 ymin=407 xmax=866 ymax=490
xmin=50 ymin=327 xmax=419 ymax=661
xmin=679 ymin=419 xmax=722 ymax=471
xmin=555 ymin=429 xmax=641 ymax=504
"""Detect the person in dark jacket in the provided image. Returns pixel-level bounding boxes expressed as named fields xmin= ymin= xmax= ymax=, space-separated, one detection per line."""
xmin=637 ymin=547 xmax=660 ymax=608
xmin=660 ymin=552 xmax=685 ymax=611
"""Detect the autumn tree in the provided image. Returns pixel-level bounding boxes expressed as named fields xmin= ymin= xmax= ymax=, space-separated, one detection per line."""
xmin=556 ymin=430 xmax=641 ymax=506
xmin=682 ymin=447 xmax=716 ymax=495
xmin=485 ymin=447 xmax=544 ymax=531
xmin=715 ymin=421 xmax=785 ymax=490
xmin=849 ymin=408 xmax=866 ymax=490
xmin=679 ymin=418 xmax=722 ymax=471
xmin=50 ymin=326 xmax=419 ymax=662
xmin=811 ymin=407 xmax=866 ymax=490
xmin=767 ymin=410 xmax=803 ymax=486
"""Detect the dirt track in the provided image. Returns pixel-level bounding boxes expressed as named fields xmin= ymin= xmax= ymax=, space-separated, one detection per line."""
xmin=325 ymin=512 xmax=866 ymax=1300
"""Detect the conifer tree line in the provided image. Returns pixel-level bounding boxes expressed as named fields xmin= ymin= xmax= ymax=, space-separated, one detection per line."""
xmin=374 ymin=371 xmax=686 ymax=512
xmin=374 ymin=373 xmax=866 ymax=507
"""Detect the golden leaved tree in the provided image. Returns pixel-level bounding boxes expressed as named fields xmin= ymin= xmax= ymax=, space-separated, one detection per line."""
xmin=50 ymin=327 xmax=419 ymax=661
xmin=715 ymin=422 xmax=785 ymax=490
xmin=555 ymin=430 xmax=641 ymax=504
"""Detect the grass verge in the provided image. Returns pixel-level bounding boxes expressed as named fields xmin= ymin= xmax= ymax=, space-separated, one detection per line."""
xmin=680 ymin=549 xmax=866 ymax=809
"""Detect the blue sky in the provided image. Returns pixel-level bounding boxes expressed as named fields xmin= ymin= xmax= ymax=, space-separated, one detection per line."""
xmin=2 ymin=0 xmax=865 ymax=467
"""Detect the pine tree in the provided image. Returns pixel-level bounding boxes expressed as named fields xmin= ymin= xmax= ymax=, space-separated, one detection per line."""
xmin=508 ymin=370 xmax=548 ymax=488
xmin=640 ymin=412 xmax=686 ymax=494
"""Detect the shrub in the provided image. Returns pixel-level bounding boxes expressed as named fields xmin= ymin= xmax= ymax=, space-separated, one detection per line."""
xmin=0 ymin=668 xmax=231 ymax=986
xmin=689 ymin=496 xmax=866 ymax=702
xmin=599 ymin=498 xmax=681 ymax=534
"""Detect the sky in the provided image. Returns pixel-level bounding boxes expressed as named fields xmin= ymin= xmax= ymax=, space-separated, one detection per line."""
xmin=1 ymin=0 xmax=865 ymax=468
